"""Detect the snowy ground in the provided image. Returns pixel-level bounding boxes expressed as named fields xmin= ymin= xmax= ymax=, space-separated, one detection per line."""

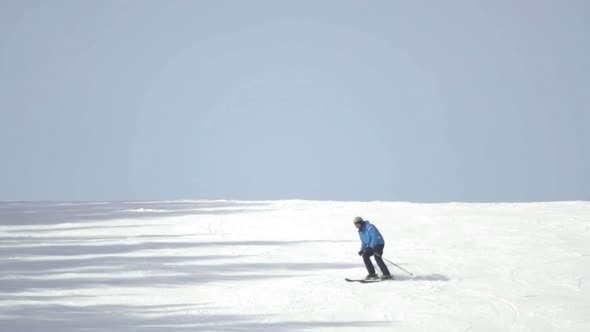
xmin=0 ymin=200 xmax=589 ymax=331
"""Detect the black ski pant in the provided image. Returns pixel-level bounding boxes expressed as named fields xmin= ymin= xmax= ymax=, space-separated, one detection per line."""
xmin=362 ymin=244 xmax=391 ymax=276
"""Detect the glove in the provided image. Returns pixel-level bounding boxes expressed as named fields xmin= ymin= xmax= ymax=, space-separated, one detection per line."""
xmin=358 ymin=250 xmax=364 ymax=256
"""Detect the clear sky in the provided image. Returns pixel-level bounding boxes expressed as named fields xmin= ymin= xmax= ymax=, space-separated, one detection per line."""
xmin=1 ymin=1 xmax=588 ymax=202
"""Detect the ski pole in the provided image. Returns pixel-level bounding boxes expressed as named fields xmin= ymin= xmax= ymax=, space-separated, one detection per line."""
xmin=377 ymin=254 xmax=414 ymax=276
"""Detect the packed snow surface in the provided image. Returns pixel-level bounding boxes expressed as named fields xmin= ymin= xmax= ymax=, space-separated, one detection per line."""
xmin=1 ymin=200 xmax=589 ymax=331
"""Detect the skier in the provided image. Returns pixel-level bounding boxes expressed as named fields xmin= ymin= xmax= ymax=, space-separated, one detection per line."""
xmin=354 ymin=216 xmax=393 ymax=280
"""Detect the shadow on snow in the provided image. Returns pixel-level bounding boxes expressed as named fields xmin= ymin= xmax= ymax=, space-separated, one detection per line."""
xmin=0 ymin=237 xmax=358 ymax=293
xmin=0 ymin=303 xmax=391 ymax=332
xmin=0 ymin=201 xmax=391 ymax=331
xmin=393 ymin=274 xmax=450 ymax=282
xmin=0 ymin=201 xmax=271 ymax=226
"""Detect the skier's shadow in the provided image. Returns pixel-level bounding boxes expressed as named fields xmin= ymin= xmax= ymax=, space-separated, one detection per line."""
xmin=394 ymin=273 xmax=449 ymax=281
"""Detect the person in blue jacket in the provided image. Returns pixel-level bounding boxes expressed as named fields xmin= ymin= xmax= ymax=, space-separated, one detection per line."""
xmin=354 ymin=216 xmax=393 ymax=280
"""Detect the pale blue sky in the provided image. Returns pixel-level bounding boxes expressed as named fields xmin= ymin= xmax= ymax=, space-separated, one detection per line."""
xmin=1 ymin=1 xmax=588 ymax=202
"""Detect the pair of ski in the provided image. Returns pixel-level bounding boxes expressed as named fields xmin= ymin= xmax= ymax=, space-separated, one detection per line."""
xmin=345 ymin=277 xmax=393 ymax=283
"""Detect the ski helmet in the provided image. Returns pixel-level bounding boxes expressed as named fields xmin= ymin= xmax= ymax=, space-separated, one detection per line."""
xmin=353 ymin=216 xmax=364 ymax=224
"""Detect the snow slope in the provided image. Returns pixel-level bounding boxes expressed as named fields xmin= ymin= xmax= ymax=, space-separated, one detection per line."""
xmin=1 ymin=200 xmax=589 ymax=331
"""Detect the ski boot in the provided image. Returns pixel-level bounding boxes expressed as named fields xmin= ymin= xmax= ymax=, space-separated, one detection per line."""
xmin=365 ymin=273 xmax=379 ymax=280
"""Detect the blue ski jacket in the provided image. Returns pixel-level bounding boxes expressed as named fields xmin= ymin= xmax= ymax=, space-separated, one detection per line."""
xmin=358 ymin=220 xmax=385 ymax=252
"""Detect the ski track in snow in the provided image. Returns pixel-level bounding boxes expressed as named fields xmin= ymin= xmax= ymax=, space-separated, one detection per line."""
xmin=0 ymin=200 xmax=589 ymax=332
